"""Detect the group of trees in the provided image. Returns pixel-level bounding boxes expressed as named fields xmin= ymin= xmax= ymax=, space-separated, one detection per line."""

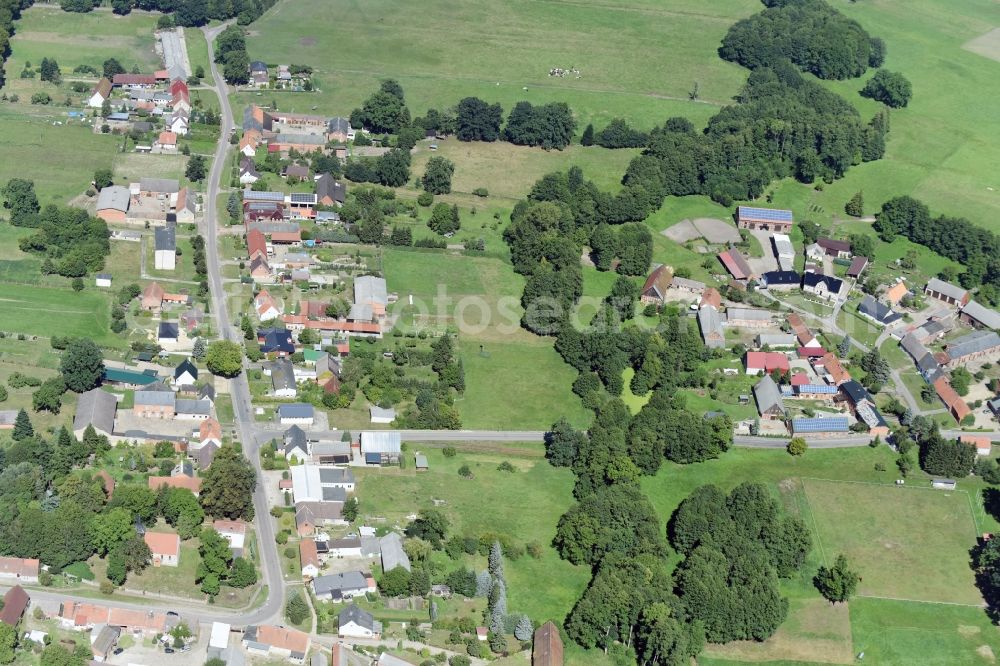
xmin=197 ymin=527 xmax=256 ymax=595
xmin=60 ymin=0 xmax=277 ymax=27
xmin=0 ymin=0 xmax=28 ymax=89
xmin=421 ymin=156 xmax=455 ymax=195
xmin=215 ymin=25 xmax=250 ymax=85
xmin=861 ymin=69 xmax=912 ymax=108
xmin=393 ymin=334 xmax=464 ymax=430
xmin=720 ymin=0 xmax=884 ymax=80
xmin=502 ymin=101 xmax=576 ymax=150
xmin=427 ymin=202 xmax=460 ymax=236
xmin=583 ymin=118 xmax=649 ymax=149
xmin=874 ymin=195 xmax=1000 ymax=296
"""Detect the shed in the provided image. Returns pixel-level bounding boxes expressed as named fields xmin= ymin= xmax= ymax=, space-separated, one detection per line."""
xmin=414 ymin=454 xmax=428 ymax=471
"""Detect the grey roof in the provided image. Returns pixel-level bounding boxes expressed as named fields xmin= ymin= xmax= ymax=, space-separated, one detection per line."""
xmin=697 ymin=305 xmax=725 ymax=348
xmin=947 ymin=330 xmax=1000 ymax=360
xmin=284 ymin=425 xmax=307 ymax=452
xmin=753 ymin=375 xmax=784 ymax=416
xmin=925 ymin=278 xmax=968 ymax=302
xmin=250 ymin=221 xmax=301 ymax=235
xmin=92 ymin=625 xmax=121 ymax=655
xmin=312 ymin=441 xmax=351 ymax=458
xmin=176 ymin=399 xmax=211 ymax=416
xmin=97 ymin=186 xmax=130 ymax=212
xmin=963 ymin=301 xmax=1000 ymax=329
xmin=271 ymin=358 xmax=296 ymax=392
xmin=369 ymin=406 xmax=396 ymax=421
xmin=174 ymin=359 xmax=198 ymax=381
xmin=243 ymin=190 xmax=285 ymax=202
xmin=348 ymin=303 xmax=373 ymax=321
xmin=725 ymin=307 xmax=772 ymax=322
xmin=360 ymin=536 xmax=381 ymax=557
xmin=275 ymin=133 xmax=326 ymax=145
xmin=327 ymin=117 xmax=351 ymax=134
xmin=379 ymin=532 xmax=411 ymax=572
xmin=840 ymin=380 xmax=870 ymax=405
xmin=155 ymin=225 xmax=176 ymax=252
xmin=858 ymin=294 xmax=901 ymax=325
xmin=278 ymin=403 xmax=314 ymax=419
xmin=339 ymin=604 xmax=377 ymax=631
xmin=354 ymin=275 xmax=388 ymax=307
xmin=900 ymin=333 xmax=929 ymax=362
xmin=313 ymin=571 xmax=369 ymax=598
xmin=316 ymin=173 xmax=347 ymax=203
xmin=197 ymin=442 xmax=218 ymax=468
xmin=771 ymin=236 xmax=794 ymax=256
xmin=318 ymin=468 xmax=355 ymax=484
xmin=670 ymin=276 xmax=705 ymax=291
xmin=295 ymin=501 xmax=343 ymax=526
xmin=289 ymin=192 xmax=317 ymax=204
xmin=803 ymin=272 xmax=844 ymax=294
xmin=135 ymin=390 xmax=176 ymax=407
xmin=322 ymin=486 xmax=348 ymax=502
xmin=757 ymin=333 xmax=796 ymax=347
xmin=158 ymin=322 xmax=179 ymax=339
xmin=140 ymin=177 xmax=179 ymax=194
xmin=73 ymin=388 xmax=117 ymax=435
xmin=198 ymin=384 xmax=216 ymax=402
xmin=414 ymin=454 xmax=428 ymax=468
xmin=311 ymin=652 xmax=327 ymax=666
xmin=360 ymin=431 xmax=401 ymax=454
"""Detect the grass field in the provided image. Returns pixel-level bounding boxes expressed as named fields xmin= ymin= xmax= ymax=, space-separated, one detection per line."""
xmin=382 ymin=248 xmax=590 ymax=428
xmin=240 ymin=0 xmax=754 ymax=131
xmin=0 ymin=281 xmax=120 ymax=347
xmin=800 ymin=478 xmax=981 ymax=605
xmin=355 ymin=445 xmax=592 ymax=625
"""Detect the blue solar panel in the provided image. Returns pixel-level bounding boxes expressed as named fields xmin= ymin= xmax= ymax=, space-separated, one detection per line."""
xmin=739 ymin=206 xmax=794 ymax=222
xmin=792 ymin=417 xmax=849 ymax=433
xmin=796 ymin=384 xmax=838 ymax=394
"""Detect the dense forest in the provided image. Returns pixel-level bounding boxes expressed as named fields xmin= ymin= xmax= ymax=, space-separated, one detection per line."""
xmin=720 ymin=0 xmax=884 ymax=79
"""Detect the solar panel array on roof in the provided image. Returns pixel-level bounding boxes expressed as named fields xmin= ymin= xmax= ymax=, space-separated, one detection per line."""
xmin=243 ymin=190 xmax=284 ymax=202
xmin=738 ymin=206 xmax=794 ymax=222
xmin=289 ymin=193 xmax=317 ymax=204
xmin=792 ymin=417 xmax=850 ymax=433
xmin=795 ymin=384 xmax=838 ymax=394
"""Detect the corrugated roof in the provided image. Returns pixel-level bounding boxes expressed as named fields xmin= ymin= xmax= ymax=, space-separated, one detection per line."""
xmin=962 ymin=301 xmax=1000 ymax=329
xmin=97 ymin=186 xmax=130 ymax=212
xmin=753 ymin=375 xmax=784 ymax=416
xmin=925 ymin=278 xmax=968 ymax=302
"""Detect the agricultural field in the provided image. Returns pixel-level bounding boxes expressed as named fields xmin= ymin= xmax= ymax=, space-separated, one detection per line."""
xmin=0 ymin=282 xmax=120 ymax=348
xmin=382 ymin=247 xmax=591 ymax=428
xmin=240 ymin=0 xmax=752 ymax=130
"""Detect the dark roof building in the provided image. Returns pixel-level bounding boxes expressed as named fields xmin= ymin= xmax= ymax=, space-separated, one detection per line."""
xmin=761 ymin=270 xmax=800 ymax=287
xmin=315 ymin=173 xmax=347 ymax=205
xmin=858 ymin=294 xmax=902 ymax=326
xmin=259 ymin=328 xmax=295 ymax=355
xmin=802 ymin=273 xmax=843 ymax=298
xmin=0 ymin=586 xmax=28 ymax=626
xmin=73 ymin=388 xmax=117 ymax=437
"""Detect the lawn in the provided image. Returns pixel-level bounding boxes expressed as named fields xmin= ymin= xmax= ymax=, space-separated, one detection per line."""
xmin=240 ymin=0 xmax=754 ymax=131
xmin=0 ymin=281 xmax=121 ymax=348
xmin=354 ymin=445 xmax=592 ymax=625
xmin=382 ymin=248 xmax=589 ymax=428
xmin=800 ymin=478 xmax=982 ymax=605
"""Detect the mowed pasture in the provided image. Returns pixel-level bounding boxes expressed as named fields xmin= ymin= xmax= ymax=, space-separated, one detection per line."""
xmin=240 ymin=0 xmax=756 ymax=129
xmin=800 ymin=478 xmax=982 ymax=606
xmin=763 ymin=0 xmax=1000 ymax=232
xmin=0 ymin=282 xmax=119 ymax=348
xmin=382 ymin=248 xmax=591 ymax=428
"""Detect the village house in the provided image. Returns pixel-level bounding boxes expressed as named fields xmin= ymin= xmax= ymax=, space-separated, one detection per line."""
xmin=697 ymin=305 xmax=725 ymax=349
xmin=88 ymin=77 xmax=112 ymax=108
xmin=143 ymin=532 xmax=180 ymax=567
xmin=924 ymin=278 xmax=970 ymax=306
xmin=270 ymin=358 xmax=298 ymax=399
xmin=312 ymin=571 xmax=376 ymax=602
xmin=817 ymin=237 xmax=852 ymax=259
xmin=934 ymin=376 xmax=972 ymax=423
xmin=380 ymin=532 xmax=411 ymax=572
xmin=255 ymin=289 xmax=282 ymax=321
xmin=788 ymin=313 xmax=820 ymax=348
xmin=300 ymin=539 xmax=320 ymax=578
xmin=840 ymin=380 xmax=890 ymax=437
xmin=883 ymin=281 xmax=910 ymax=306
xmin=338 ymin=605 xmax=381 ymax=639
xmin=315 ymin=173 xmax=347 ymax=206
xmin=155 ymin=131 xmax=177 ymax=152
xmin=199 ymin=417 xmax=222 ymax=448
xmin=735 ymin=206 xmax=793 ymax=233
xmin=960 ymin=435 xmax=993 ymax=457
xmin=259 ymin=328 xmax=295 ymax=355
xmin=745 ymin=351 xmax=790 ymax=376
xmin=214 ymin=520 xmax=247 ymax=555
xmin=699 ymin=286 xmax=721 ymax=308
xmin=113 ymin=73 xmax=157 ymax=89
xmin=247 ymin=228 xmax=269 ymax=260
xmin=819 ymin=353 xmax=851 ymax=385
xmin=278 ymin=403 xmax=315 ymax=425
xmin=858 ymin=294 xmax=901 ymax=326
xmin=295 ymin=502 xmax=346 ymax=536
xmin=761 ymin=270 xmax=800 ymax=290
xmin=802 ymin=273 xmax=844 ymax=300
xmin=639 ymin=265 xmax=671 ymax=304
xmin=0 ymin=557 xmax=39 ymax=584
xmin=240 ymin=157 xmax=261 ymax=186
xmin=58 ymin=602 xmax=172 ymax=636
xmin=753 ymin=375 xmax=785 ymax=420
xmin=326 ymin=535 xmax=364 ymax=558
xmin=243 ymin=625 xmax=310 ymax=664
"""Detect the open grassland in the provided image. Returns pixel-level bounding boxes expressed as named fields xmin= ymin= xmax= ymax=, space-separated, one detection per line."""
xmin=408 ymin=141 xmax=636 ymax=202
xmin=760 ymin=0 xmax=1000 ymax=232
xmin=382 ymin=248 xmax=590 ymax=428
xmin=0 ymin=282 xmax=120 ymax=348
xmin=801 ymin=478 xmax=981 ymax=605
xmin=642 ymin=447 xmax=1000 ymax=665
xmin=354 ymin=446 xmax=592 ymax=625
xmin=239 ymin=0 xmax=756 ymax=129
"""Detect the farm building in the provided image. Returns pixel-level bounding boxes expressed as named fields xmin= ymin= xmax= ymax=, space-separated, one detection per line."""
xmin=735 ymin=206 xmax=793 ymax=232
xmin=961 ymin=301 xmax=1000 ymax=330
xmin=924 ymin=278 xmax=969 ymax=306
xmin=753 ymin=375 xmax=785 ymax=419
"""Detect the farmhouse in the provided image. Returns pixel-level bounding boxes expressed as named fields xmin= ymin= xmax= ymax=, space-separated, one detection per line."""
xmin=697 ymin=305 xmax=725 ymax=349
xmin=819 ymin=353 xmax=851 ymax=385
xmin=247 ymin=229 xmax=268 ymax=260
xmin=58 ymin=602 xmax=172 ymax=636
xmin=639 ymin=265 xmax=672 ymax=304
xmin=255 ymin=289 xmax=283 ymax=321
xmin=700 ymin=286 xmax=721 ymax=309
xmin=0 ymin=557 xmax=39 ymax=584
xmin=802 ymin=273 xmax=843 ymax=300
xmin=857 ymin=294 xmax=901 ymax=326
xmin=259 ymin=328 xmax=295 ymax=355
xmin=736 ymin=206 xmax=793 ymax=232
xmin=300 ymin=540 xmax=320 ymax=578
xmin=756 ymin=333 xmax=796 ymax=349
xmin=214 ymin=520 xmax=247 ymax=554
xmin=753 ymin=375 xmax=785 ymax=419
xmin=840 ymin=380 xmax=890 ymax=437
xmin=88 ymin=77 xmax=112 ymax=108
xmin=315 ymin=173 xmax=347 ymax=206
xmin=96 ymin=186 xmax=130 ymax=223
xmin=312 ymin=571 xmax=375 ymax=602
xmin=327 ymin=117 xmax=354 ymax=142
xmin=961 ymin=301 xmax=1000 ymax=330
xmin=240 ymin=157 xmax=261 ymax=185
xmin=533 ymin=621 xmax=564 ymax=666
xmin=883 ymin=282 xmax=910 ymax=306
xmin=155 ymin=131 xmax=177 ymax=152
xmin=745 ymin=351 xmax=789 ymax=376
xmin=243 ymin=625 xmax=310 ymax=664
xmin=847 ymin=256 xmax=868 ymax=278
xmin=761 ymin=270 xmax=800 ymax=290
xmin=198 ymin=417 xmax=222 ymax=448
xmin=73 ymin=388 xmax=117 ymax=438
xmin=113 ymin=73 xmax=157 ymax=88
xmin=944 ymin=330 xmax=1000 ymax=368
xmin=924 ymin=278 xmax=970 ymax=306
xmin=338 ymin=604 xmax=381 ymax=639
xmin=960 ymin=435 xmax=993 ymax=457
xmin=144 ymin=532 xmax=180 ymax=567
xmin=326 ymin=535 xmax=364 ymax=557
xmin=295 ymin=502 xmax=346 ymax=536
xmin=934 ymin=376 xmax=971 ymax=423
xmin=270 ymin=358 xmax=298 ymax=399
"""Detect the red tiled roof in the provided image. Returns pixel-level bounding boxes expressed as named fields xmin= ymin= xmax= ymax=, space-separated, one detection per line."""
xmin=798 ymin=346 xmax=826 ymax=358
xmin=143 ymin=531 xmax=180 ymax=557
xmin=820 ymin=353 xmax=851 ymax=385
xmin=299 ymin=539 xmax=319 ymax=569
xmin=270 ymin=231 xmax=301 ymax=243
xmin=0 ymin=586 xmax=28 ymax=626
xmin=718 ymin=250 xmax=751 ymax=280
xmin=213 ymin=519 xmax=246 ymax=535
xmin=700 ymin=287 xmax=722 ymax=309
xmin=281 ymin=315 xmax=380 ymax=334
xmin=641 ymin=265 xmax=671 ymax=298
xmin=247 ymin=229 xmax=268 ymax=259
xmin=157 ymin=131 xmax=177 ymax=146
xmin=113 ymin=73 xmax=156 ymax=86
xmin=745 ymin=351 xmax=789 ymax=373
xmin=200 ymin=418 xmax=222 ymax=442
xmin=960 ymin=435 xmax=991 ymax=452
xmin=148 ymin=476 xmax=202 ymax=493
xmin=0 ymin=557 xmax=39 ymax=578
xmin=790 ymin=373 xmax=809 ymax=386
xmin=934 ymin=377 xmax=971 ymax=423
xmin=255 ymin=625 xmax=309 ymax=653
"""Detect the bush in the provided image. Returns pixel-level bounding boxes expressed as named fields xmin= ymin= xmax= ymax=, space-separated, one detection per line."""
xmin=442 ymin=446 xmax=457 ymax=458
xmin=417 ymin=191 xmax=434 ymax=207
xmin=30 ymin=92 xmax=52 ymax=105
xmin=472 ymin=188 xmax=489 ymax=198
xmin=458 ymin=464 xmax=473 ymax=478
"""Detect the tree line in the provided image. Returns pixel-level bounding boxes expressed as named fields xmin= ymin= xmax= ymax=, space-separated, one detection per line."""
xmin=59 ymin=0 xmax=277 ymax=27
xmin=873 ymin=195 xmax=1000 ymax=300
xmin=0 ymin=0 xmax=27 ymax=92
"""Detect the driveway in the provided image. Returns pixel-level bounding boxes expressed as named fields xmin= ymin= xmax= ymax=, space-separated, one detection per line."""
xmin=746 ymin=229 xmax=779 ymax=275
